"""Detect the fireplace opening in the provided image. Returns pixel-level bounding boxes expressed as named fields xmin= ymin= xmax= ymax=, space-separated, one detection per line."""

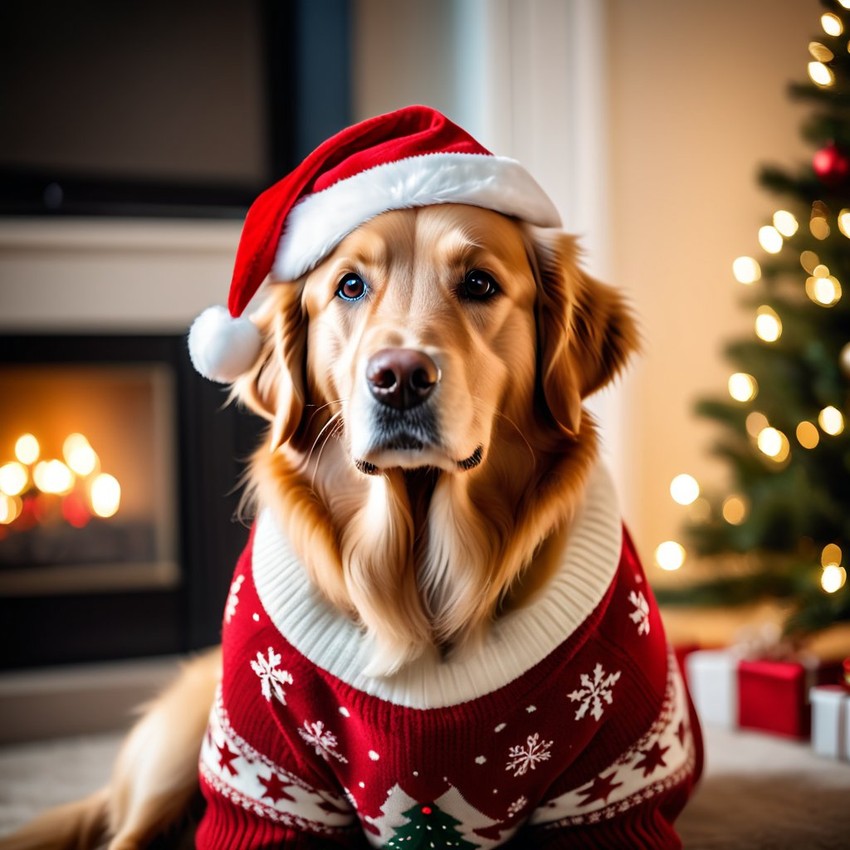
xmin=0 ymin=363 xmax=178 ymax=594
xmin=0 ymin=333 xmax=261 ymax=670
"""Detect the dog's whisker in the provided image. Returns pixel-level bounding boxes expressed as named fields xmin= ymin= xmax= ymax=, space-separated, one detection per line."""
xmin=490 ymin=410 xmax=536 ymax=463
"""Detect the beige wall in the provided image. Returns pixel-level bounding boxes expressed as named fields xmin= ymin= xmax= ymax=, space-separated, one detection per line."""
xmin=606 ymin=0 xmax=817 ymax=577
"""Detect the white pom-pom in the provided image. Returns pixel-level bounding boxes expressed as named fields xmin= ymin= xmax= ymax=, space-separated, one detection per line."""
xmin=188 ymin=305 xmax=262 ymax=383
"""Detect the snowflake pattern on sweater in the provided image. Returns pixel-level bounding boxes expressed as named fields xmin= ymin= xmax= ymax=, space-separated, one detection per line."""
xmin=196 ymin=462 xmax=703 ymax=849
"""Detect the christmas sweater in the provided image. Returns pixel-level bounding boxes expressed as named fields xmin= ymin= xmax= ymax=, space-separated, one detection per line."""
xmin=197 ymin=461 xmax=703 ymax=849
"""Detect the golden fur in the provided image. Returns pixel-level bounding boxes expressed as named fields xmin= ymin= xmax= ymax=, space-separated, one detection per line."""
xmin=0 ymin=205 xmax=637 ymax=850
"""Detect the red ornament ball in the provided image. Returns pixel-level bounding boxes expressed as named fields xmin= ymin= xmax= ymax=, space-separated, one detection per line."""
xmin=813 ymin=143 xmax=850 ymax=185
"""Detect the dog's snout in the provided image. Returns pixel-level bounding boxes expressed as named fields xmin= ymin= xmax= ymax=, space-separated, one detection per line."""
xmin=366 ymin=348 xmax=440 ymax=410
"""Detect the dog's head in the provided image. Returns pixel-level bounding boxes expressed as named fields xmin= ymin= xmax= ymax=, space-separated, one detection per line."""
xmin=237 ymin=204 xmax=635 ymax=477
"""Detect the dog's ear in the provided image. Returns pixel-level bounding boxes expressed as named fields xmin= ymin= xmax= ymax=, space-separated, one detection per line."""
xmin=232 ymin=284 xmax=307 ymax=451
xmin=527 ymin=228 xmax=639 ymax=437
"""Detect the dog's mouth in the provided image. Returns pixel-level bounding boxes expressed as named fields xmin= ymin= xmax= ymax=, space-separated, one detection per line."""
xmin=354 ymin=440 xmax=484 ymax=476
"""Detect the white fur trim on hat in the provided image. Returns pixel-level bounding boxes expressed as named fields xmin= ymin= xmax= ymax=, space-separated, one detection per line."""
xmin=271 ymin=152 xmax=562 ymax=281
xmin=188 ymin=305 xmax=263 ymax=383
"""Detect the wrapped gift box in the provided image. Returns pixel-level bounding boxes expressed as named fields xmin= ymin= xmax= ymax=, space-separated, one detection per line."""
xmin=738 ymin=658 xmax=810 ymax=738
xmin=685 ymin=649 xmax=738 ymax=729
xmin=810 ymin=685 xmax=850 ymax=759
xmin=686 ymin=650 xmax=840 ymax=739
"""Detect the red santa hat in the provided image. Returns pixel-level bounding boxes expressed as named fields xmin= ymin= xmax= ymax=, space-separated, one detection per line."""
xmin=188 ymin=105 xmax=562 ymax=382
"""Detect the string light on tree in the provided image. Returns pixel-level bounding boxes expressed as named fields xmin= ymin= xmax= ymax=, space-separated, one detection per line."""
xmin=821 ymin=11 xmax=844 ymax=36
xmin=805 ymin=272 xmax=842 ymax=306
xmin=756 ymin=426 xmax=791 ymax=463
xmin=655 ymin=540 xmax=686 ymax=572
xmin=840 ymin=341 xmax=850 ymax=375
xmin=670 ymin=474 xmax=700 ymax=506
xmin=796 ymin=420 xmax=820 ymax=449
xmin=722 ymin=495 xmax=749 ymax=525
xmin=772 ymin=210 xmax=799 ymax=236
xmin=818 ymin=405 xmax=845 ymax=435
xmin=728 ymin=372 xmax=758 ymax=402
xmin=809 ymin=60 xmax=836 ymax=87
xmin=732 ymin=256 xmax=761 ymax=284
xmin=755 ymin=306 xmax=782 ymax=342
xmin=758 ymin=225 xmax=784 ymax=253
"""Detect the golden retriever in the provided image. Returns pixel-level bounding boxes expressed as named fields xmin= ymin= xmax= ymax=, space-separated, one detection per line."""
xmin=1 ymin=204 xmax=701 ymax=850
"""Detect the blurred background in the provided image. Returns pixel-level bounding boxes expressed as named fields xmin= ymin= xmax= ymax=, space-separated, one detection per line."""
xmin=2 ymin=0 xmax=848 ymax=744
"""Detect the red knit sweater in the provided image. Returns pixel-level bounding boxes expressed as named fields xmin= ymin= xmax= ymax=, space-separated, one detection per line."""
xmin=196 ymin=463 xmax=703 ymax=849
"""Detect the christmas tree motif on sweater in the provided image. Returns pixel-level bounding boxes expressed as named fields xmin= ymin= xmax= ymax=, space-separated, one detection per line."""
xmin=384 ymin=802 xmax=479 ymax=849
xmin=365 ymin=783 xmax=506 ymax=849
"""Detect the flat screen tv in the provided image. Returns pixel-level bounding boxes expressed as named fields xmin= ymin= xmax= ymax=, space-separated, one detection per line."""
xmin=0 ymin=0 xmax=351 ymax=218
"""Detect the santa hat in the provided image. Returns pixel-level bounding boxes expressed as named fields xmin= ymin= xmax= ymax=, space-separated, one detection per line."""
xmin=188 ymin=105 xmax=562 ymax=383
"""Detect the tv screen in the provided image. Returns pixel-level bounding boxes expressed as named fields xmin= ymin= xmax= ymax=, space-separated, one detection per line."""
xmin=0 ymin=0 xmax=351 ymax=217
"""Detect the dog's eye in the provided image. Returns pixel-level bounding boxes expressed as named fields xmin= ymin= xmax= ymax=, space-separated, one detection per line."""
xmin=337 ymin=273 xmax=367 ymax=302
xmin=460 ymin=269 xmax=499 ymax=301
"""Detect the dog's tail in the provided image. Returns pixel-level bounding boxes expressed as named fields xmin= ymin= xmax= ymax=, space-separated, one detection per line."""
xmin=0 ymin=647 xmax=221 ymax=850
xmin=0 ymin=787 xmax=110 ymax=850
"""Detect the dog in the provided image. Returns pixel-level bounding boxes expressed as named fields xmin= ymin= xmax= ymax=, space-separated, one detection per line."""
xmin=0 ymin=107 xmax=702 ymax=850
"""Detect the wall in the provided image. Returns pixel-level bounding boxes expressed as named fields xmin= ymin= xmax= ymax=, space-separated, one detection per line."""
xmin=606 ymin=0 xmax=818 ymax=577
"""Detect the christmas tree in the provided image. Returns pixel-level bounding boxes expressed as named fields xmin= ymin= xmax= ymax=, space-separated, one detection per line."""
xmin=384 ymin=802 xmax=478 ymax=849
xmin=657 ymin=0 xmax=850 ymax=638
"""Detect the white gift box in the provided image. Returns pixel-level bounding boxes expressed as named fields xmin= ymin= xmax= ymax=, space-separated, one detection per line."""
xmin=685 ymin=649 xmax=738 ymax=729
xmin=810 ymin=685 xmax=849 ymax=760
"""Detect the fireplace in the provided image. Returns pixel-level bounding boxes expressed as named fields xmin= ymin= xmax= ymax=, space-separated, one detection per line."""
xmin=0 ymin=333 xmax=261 ymax=670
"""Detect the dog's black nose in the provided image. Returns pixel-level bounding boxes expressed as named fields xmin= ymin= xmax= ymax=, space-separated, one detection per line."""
xmin=366 ymin=348 xmax=440 ymax=410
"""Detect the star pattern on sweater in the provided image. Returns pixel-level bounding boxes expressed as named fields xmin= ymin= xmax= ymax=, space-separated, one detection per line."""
xmin=633 ymin=741 xmax=669 ymax=778
xmin=259 ymin=771 xmax=296 ymax=804
xmin=217 ymin=741 xmax=240 ymax=776
xmin=575 ymin=770 xmax=623 ymax=807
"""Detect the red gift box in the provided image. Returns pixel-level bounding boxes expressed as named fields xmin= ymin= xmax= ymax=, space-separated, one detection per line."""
xmin=737 ymin=658 xmax=844 ymax=739
xmin=738 ymin=659 xmax=810 ymax=738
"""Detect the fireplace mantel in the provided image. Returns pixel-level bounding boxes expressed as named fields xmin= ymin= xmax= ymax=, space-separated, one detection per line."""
xmin=0 ymin=217 xmax=242 ymax=332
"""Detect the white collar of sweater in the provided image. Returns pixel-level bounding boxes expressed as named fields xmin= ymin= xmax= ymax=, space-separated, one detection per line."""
xmin=253 ymin=459 xmax=622 ymax=709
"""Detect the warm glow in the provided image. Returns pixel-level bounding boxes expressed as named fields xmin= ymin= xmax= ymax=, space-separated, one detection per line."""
xmin=806 ymin=274 xmax=842 ymax=306
xmin=670 ymin=474 xmax=700 ymax=506
xmin=809 ymin=41 xmax=835 ymax=63
xmin=732 ymin=256 xmax=761 ymax=284
xmin=0 ymin=461 xmax=29 ymax=497
xmin=821 ymin=564 xmax=847 ymax=594
xmin=818 ymin=405 xmax=845 ymax=435
xmin=90 ymin=473 xmax=121 ymax=518
xmin=808 ymin=60 xmax=835 ymax=87
xmin=757 ymin=427 xmax=790 ymax=462
xmin=758 ymin=225 xmax=783 ymax=254
xmin=772 ymin=210 xmax=798 ymax=237
xmin=722 ymin=495 xmax=748 ymax=525
xmin=0 ymin=493 xmax=23 ymax=525
xmin=796 ymin=421 xmax=820 ymax=449
xmin=655 ymin=541 xmax=686 ymax=572
xmin=63 ymin=433 xmax=98 ymax=477
xmin=822 ymin=543 xmax=842 ymax=568
xmin=14 ymin=433 xmax=40 ymax=465
xmin=839 ymin=209 xmax=850 ymax=238
xmin=728 ymin=372 xmax=758 ymax=402
xmin=746 ymin=411 xmax=769 ymax=438
xmin=811 ymin=212 xmax=831 ymax=240
xmin=755 ymin=306 xmax=782 ymax=342
xmin=800 ymin=250 xmax=820 ymax=273
xmin=821 ymin=12 xmax=844 ymax=36
xmin=33 ymin=459 xmax=75 ymax=494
